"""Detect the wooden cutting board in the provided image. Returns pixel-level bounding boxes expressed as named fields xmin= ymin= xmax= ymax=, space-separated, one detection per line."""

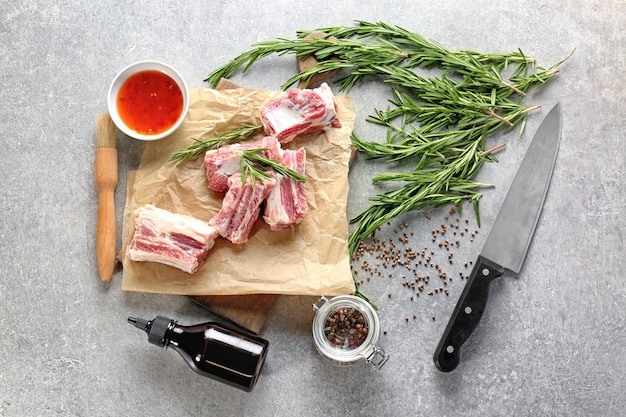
xmin=189 ymin=293 xmax=278 ymax=334
xmin=190 ymin=42 xmax=344 ymax=334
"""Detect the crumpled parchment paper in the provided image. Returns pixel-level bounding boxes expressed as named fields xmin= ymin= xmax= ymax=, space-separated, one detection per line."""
xmin=120 ymin=86 xmax=356 ymax=296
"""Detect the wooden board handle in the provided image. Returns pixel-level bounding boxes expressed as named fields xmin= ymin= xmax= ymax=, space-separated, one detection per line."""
xmin=95 ymin=147 xmax=118 ymax=282
xmin=297 ymin=32 xmax=339 ymax=89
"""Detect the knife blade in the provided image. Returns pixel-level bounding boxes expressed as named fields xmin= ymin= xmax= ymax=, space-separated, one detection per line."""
xmin=433 ymin=102 xmax=562 ymax=372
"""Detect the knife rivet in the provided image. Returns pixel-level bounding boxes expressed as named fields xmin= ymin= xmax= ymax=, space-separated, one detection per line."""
xmin=464 ymin=306 xmax=472 ymax=315
xmin=446 ymin=345 xmax=454 ymax=353
xmin=481 ymin=268 xmax=490 ymax=276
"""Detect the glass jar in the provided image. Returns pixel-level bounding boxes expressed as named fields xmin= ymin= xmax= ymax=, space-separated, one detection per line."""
xmin=312 ymin=295 xmax=389 ymax=369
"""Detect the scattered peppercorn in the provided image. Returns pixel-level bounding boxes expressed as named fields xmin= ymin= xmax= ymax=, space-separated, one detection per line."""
xmin=349 ymin=205 xmax=481 ymax=324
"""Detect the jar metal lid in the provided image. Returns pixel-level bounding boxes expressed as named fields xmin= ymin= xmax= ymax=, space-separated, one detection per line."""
xmin=312 ymin=295 xmax=388 ymax=369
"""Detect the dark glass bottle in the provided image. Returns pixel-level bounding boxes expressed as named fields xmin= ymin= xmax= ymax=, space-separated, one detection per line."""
xmin=128 ymin=315 xmax=269 ymax=392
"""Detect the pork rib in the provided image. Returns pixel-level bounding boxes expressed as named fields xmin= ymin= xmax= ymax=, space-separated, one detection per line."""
xmin=209 ymin=173 xmax=276 ymax=244
xmin=204 ymin=141 xmax=255 ymax=192
xmin=263 ymin=147 xmax=308 ymax=230
xmin=204 ymin=136 xmax=283 ymax=192
xmin=127 ymin=204 xmax=219 ymax=274
xmin=260 ymin=82 xmax=341 ymax=144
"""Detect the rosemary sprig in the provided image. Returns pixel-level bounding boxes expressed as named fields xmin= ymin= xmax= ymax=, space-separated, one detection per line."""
xmin=168 ymin=123 xmax=306 ymax=190
xmin=348 ymin=133 xmax=494 ymax=255
xmin=207 ymin=20 xmax=563 ymax=96
xmin=360 ymin=89 xmax=539 ymax=159
xmin=169 ymin=123 xmax=261 ymax=164
xmin=299 ymin=21 xmax=535 ymax=95
xmin=205 ymin=36 xmax=408 ymax=89
xmin=236 ymin=148 xmax=307 ymax=186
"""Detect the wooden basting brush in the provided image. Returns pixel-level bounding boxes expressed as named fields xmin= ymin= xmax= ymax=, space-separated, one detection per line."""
xmin=95 ymin=114 xmax=118 ymax=282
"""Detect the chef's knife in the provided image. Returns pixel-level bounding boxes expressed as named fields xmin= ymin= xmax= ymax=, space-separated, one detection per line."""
xmin=434 ymin=102 xmax=562 ymax=372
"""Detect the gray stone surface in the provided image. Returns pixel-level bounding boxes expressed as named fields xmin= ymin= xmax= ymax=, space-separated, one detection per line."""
xmin=1 ymin=1 xmax=624 ymax=416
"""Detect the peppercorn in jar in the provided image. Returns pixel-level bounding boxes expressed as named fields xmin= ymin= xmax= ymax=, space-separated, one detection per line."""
xmin=312 ymin=295 xmax=388 ymax=369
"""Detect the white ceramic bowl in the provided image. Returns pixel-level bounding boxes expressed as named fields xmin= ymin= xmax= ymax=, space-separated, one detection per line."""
xmin=107 ymin=60 xmax=189 ymax=141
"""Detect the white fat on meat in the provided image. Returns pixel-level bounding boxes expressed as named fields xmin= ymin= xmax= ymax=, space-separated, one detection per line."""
xmin=209 ymin=173 xmax=276 ymax=244
xmin=263 ymin=147 xmax=308 ymax=230
xmin=127 ymin=204 xmax=219 ymax=274
xmin=260 ymin=82 xmax=341 ymax=144
xmin=204 ymin=142 xmax=254 ymax=192
xmin=204 ymin=136 xmax=283 ymax=192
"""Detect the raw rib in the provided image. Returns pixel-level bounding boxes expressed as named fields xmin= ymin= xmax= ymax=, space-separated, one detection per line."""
xmin=127 ymin=204 xmax=219 ymax=274
xmin=204 ymin=142 xmax=254 ymax=192
xmin=209 ymin=173 xmax=276 ymax=244
xmin=263 ymin=147 xmax=308 ymax=230
xmin=260 ymin=82 xmax=341 ymax=144
xmin=259 ymin=135 xmax=283 ymax=162
xmin=204 ymin=136 xmax=283 ymax=192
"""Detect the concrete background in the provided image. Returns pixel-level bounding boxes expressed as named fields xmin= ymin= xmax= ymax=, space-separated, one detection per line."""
xmin=1 ymin=1 xmax=624 ymax=416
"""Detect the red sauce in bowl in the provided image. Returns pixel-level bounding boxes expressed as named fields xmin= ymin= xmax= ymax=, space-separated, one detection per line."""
xmin=116 ymin=70 xmax=184 ymax=135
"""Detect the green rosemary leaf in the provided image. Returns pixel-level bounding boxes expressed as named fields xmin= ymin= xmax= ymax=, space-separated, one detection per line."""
xmin=236 ymin=148 xmax=307 ymax=186
xmin=169 ymin=124 xmax=261 ymax=164
xmin=237 ymin=149 xmax=273 ymax=186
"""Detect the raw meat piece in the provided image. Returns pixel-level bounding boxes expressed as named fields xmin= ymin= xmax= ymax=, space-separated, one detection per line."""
xmin=209 ymin=173 xmax=276 ymax=244
xmin=204 ymin=142 xmax=255 ymax=192
xmin=259 ymin=135 xmax=283 ymax=162
xmin=127 ymin=204 xmax=219 ymax=274
xmin=260 ymin=82 xmax=341 ymax=144
xmin=314 ymin=83 xmax=342 ymax=129
xmin=204 ymin=136 xmax=283 ymax=192
xmin=263 ymin=147 xmax=308 ymax=230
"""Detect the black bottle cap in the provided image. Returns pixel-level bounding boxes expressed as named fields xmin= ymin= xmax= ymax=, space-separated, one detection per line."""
xmin=128 ymin=315 xmax=172 ymax=347
xmin=127 ymin=317 xmax=149 ymax=331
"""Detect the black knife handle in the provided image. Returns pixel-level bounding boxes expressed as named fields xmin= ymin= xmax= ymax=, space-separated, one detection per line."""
xmin=433 ymin=255 xmax=504 ymax=372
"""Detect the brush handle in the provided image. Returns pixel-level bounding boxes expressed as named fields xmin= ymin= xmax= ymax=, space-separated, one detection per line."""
xmin=95 ymin=147 xmax=118 ymax=282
